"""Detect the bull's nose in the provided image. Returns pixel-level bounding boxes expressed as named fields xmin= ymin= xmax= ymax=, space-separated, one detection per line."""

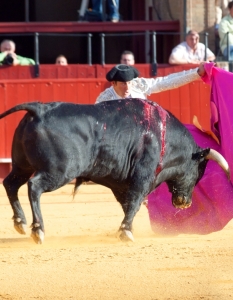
xmin=172 ymin=196 xmax=192 ymax=209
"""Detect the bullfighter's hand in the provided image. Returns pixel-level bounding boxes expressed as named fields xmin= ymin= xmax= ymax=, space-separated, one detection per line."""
xmin=197 ymin=62 xmax=206 ymax=77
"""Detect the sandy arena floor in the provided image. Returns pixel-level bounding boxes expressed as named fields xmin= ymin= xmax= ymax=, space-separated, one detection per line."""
xmin=0 ymin=183 xmax=232 ymax=300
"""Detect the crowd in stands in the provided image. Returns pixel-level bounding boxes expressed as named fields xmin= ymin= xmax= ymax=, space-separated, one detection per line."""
xmin=1 ymin=1 xmax=233 ymax=67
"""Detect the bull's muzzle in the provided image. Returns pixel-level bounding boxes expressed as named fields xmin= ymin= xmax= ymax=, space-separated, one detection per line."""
xmin=172 ymin=195 xmax=192 ymax=209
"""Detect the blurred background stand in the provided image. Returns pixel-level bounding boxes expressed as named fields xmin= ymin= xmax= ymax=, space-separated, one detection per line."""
xmin=78 ymin=0 xmax=89 ymax=21
xmin=78 ymin=0 xmax=107 ymax=22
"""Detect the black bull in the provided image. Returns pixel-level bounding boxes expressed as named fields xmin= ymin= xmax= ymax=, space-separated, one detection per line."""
xmin=0 ymin=99 xmax=229 ymax=244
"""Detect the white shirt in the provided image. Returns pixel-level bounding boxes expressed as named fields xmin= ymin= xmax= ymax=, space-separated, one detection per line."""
xmin=170 ymin=41 xmax=215 ymax=63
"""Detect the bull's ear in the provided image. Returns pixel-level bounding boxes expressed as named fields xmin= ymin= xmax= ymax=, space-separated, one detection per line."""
xmin=192 ymin=148 xmax=210 ymax=161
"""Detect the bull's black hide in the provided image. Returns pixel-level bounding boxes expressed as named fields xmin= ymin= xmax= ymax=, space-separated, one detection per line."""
xmin=0 ymin=99 xmax=219 ymax=244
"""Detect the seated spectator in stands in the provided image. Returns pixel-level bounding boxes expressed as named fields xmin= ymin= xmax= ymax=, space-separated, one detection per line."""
xmin=55 ymin=55 xmax=68 ymax=65
xmin=120 ymin=50 xmax=135 ymax=66
xmin=0 ymin=39 xmax=35 ymax=66
xmin=169 ymin=30 xmax=216 ymax=64
xmin=219 ymin=1 xmax=233 ymax=60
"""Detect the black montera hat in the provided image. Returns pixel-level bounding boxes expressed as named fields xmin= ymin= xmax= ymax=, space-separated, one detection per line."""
xmin=106 ymin=64 xmax=139 ymax=82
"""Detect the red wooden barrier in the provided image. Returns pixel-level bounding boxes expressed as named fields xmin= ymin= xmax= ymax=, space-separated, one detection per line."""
xmin=0 ymin=21 xmax=180 ymax=34
xmin=0 ymin=63 xmax=200 ymax=79
xmin=0 ymin=64 xmax=211 ymax=181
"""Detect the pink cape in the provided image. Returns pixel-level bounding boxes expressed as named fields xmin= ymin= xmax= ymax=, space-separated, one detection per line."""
xmin=148 ymin=63 xmax=233 ymax=235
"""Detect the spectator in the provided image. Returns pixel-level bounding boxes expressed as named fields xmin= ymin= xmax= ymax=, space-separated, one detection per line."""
xmin=215 ymin=0 xmax=231 ymax=30
xmin=0 ymin=39 xmax=35 ymax=66
xmin=91 ymin=0 xmax=120 ymax=22
xmin=219 ymin=1 xmax=233 ymax=60
xmin=215 ymin=1 xmax=231 ymax=55
xmin=55 ymin=55 xmax=68 ymax=65
xmin=95 ymin=63 xmax=206 ymax=103
xmin=120 ymin=50 xmax=135 ymax=66
xmin=168 ymin=30 xmax=216 ymax=65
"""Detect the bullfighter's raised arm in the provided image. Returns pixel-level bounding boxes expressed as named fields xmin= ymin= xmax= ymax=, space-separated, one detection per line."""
xmin=95 ymin=63 xmax=205 ymax=103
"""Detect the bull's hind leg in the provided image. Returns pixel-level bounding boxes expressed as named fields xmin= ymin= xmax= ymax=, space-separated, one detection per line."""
xmin=3 ymin=168 xmax=34 ymax=235
xmin=27 ymin=172 xmax=68 ymax=244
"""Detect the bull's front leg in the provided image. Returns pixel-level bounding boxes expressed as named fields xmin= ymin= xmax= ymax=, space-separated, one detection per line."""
xmin=118 ymin=197 xmax=143 ymax=242
xmin=3 ymin=171 xmax=32 ymax=235
xmin=112 ymin=188 xmax=145 ymax=242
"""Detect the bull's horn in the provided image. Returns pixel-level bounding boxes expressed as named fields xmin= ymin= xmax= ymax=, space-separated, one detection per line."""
xmin=205 ymin=149 xmax=230 ymax=180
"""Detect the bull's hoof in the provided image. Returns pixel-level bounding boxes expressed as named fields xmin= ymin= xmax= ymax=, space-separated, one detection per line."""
xmin=118 ymin=230 xmax=134 ymax=242
xmin=13 ymin=219 xmax=27 ymax=235
xmin=31 ymin=229 xmax=45 ymax=244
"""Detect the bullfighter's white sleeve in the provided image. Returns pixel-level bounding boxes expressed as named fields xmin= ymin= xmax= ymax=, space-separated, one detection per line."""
xmin=131 ymin=68 xmax=200 ymax=95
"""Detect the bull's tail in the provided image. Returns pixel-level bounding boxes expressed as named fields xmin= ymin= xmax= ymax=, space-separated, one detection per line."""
xmin=0 ymin=102 xmax=43 ymax=119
